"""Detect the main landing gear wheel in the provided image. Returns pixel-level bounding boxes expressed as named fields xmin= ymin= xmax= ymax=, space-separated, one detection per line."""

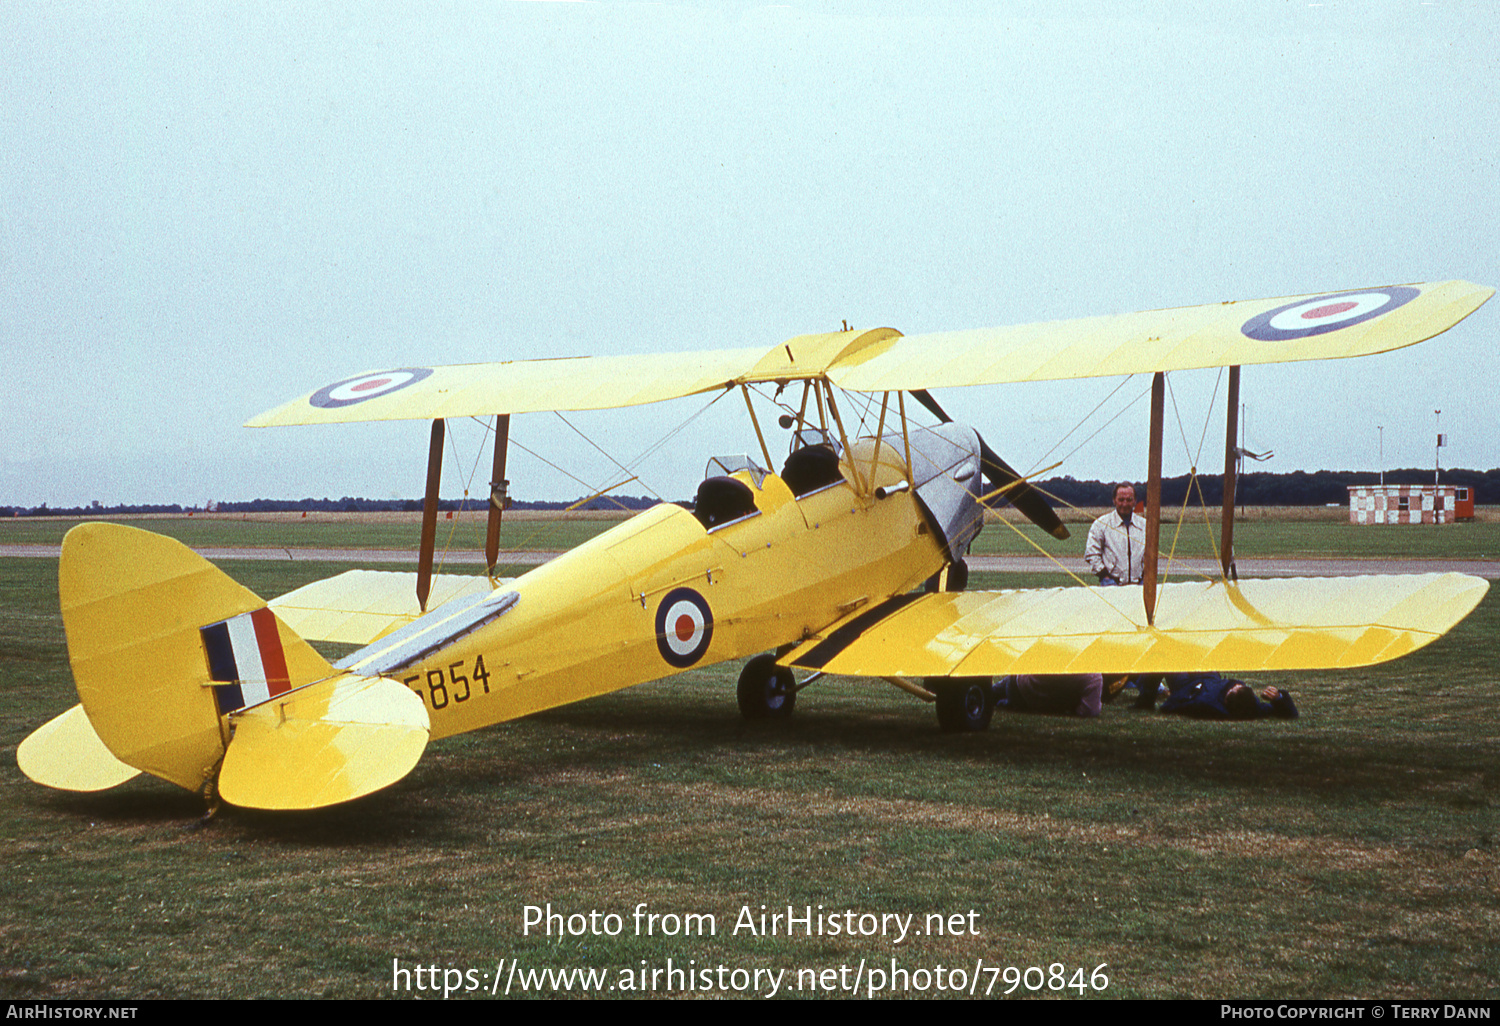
xmin=930 ymin=677 xmax=994 ymax=733
xmin=738 ymin=654 xmax=797 ymax=720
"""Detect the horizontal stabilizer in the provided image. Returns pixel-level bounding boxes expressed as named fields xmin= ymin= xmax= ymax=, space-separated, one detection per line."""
xmin=785 ymin=574 xmax=1489 ymax=676
xmin=270 ymin=570 xmax=505 ymax=645
xmin=219 ymin=674 xmax=429 ymax=810
xmin=17 ymin=704 xmax=141 ymax=792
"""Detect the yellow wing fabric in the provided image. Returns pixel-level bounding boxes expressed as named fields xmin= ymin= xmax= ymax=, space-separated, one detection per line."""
xmin=269 ymin=570 xmax=504 ymax=645
xmin=784 ymin=574 xmax=1488 ymax=677
xmin=247 ymin=281 xmax=1489 ymax=427
xmin=36 ymin=524 xmax=434 ymax=810
xmin=828 ymin=280 xmax=1493 ymax=392
xmin=57 ymin=523 xmax=333 ymax=792
xmin=247 ymin=346 xmax=765 ymax=426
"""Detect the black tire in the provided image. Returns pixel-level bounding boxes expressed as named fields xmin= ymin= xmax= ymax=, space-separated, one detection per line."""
xmin=738 ymin=654 xmax=797 ymax=720
xmin=931 ymin=677 xmax=994 ymax=732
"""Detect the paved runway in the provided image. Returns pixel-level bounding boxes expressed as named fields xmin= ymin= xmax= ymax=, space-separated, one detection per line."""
xmin=4 ymin=544 xmax=1497 ymax=579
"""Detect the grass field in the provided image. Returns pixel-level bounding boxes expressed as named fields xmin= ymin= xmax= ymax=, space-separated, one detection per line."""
xmin=1 ymin=518 xmax=1497 ymax=999
xmin=0 ymin=510 xmax=625 ymax=556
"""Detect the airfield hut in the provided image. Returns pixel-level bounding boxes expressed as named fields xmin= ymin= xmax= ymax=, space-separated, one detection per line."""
xmin=1346 ymin=484 xmax=1470 ymax=525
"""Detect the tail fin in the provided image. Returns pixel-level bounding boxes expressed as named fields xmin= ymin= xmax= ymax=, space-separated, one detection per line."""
xmin=54 ymin=523 xmax=338 ymax=794
xmin=24 ymin=523 xmax=433 ymax=809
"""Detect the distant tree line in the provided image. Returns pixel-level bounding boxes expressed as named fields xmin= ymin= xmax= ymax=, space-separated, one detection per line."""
xmin=2 ymin=494 xmax=666 ymax=518
xmin=7 ymin=471 xmax=1499 ymax=518
xmin=1030 ymin=468 xmax=1500 ymax=508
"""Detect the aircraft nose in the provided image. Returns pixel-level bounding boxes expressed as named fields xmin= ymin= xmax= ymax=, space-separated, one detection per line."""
xmin=908 ymin=390 xmax=1068 ymax=539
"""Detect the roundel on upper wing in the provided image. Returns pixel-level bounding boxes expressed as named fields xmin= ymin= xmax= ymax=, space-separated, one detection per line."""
xmin=655 ymin=587 xmax=714 ymax=668
xmin=309 ymin=368 xmax=434 ymax=409
xmin=1241 ymin=287 xmax=1420 ymax=342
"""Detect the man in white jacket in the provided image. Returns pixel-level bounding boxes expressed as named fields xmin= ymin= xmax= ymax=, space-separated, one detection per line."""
xmin=1085 ymin=483 xmax=1146 ymax=586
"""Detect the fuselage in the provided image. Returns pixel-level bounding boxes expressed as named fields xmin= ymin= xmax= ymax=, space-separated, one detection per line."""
xmin=342 ymin=424 xmax=986 ymax=739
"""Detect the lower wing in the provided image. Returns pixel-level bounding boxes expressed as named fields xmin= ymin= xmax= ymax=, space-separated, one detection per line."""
xmin=784 ymin=574 xmax=1488 ymax=676
xmin=269 ymin=569 xmax=505 ymax=644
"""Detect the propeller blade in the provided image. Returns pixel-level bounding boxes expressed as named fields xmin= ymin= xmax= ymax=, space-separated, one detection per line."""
xmin=907 ymin=388 xmax=949 ymax=423
xmin=977 ymin=444 xmax=1070 ymax=540
xmin=908 ymin=390 xmax=1070 ymax=540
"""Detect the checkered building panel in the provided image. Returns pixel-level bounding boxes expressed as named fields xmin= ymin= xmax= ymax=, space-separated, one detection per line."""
xmin=1348 ymin=485 xmax=1457 ymax=525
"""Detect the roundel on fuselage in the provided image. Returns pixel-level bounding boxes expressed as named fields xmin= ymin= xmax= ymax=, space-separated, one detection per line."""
xmin=655 ymin=587 xmax=714 ymax=668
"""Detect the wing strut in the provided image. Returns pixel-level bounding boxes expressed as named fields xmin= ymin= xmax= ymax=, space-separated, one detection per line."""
xmin=486 ymin=414 xmax=511 ymax=578
xmin=741 ymin=386 xmax=775 ymax=474
xmin=1220 ymin=367 xmax=1240 ymax=581
xmin=417 ymin=418 xmax=444 ymax=613
xmin=1143 ymin=372 xmax=1164 ymax=626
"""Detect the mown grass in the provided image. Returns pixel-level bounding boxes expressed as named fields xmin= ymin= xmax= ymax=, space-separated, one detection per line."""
xmin=0 ymin=541 xmax=1496 ymax=999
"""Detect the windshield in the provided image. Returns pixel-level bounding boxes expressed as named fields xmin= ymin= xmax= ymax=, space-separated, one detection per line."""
xmin=705 ymin=454 xmax=767 ymax=489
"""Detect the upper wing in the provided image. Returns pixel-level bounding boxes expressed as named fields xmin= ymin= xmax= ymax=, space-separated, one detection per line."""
xmin=247 ymin=282 xmax=1490 ymax=426
xmin=244 ymin=328 xmax=902 ymax=426
xmin=828 ymin=280 xmax=1493 ymax=392
xmin=783 ymin=574 xmax=1489 ymax=677
xmin=247 ymin=346 xmax=767 ymax=426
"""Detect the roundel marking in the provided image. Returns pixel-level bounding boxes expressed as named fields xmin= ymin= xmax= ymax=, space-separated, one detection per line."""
xmin=310 ymin=367 xmax=434 ymax=409
xmin=655 ymin=587 xmax=714 ymax=668
xmin=1241 ymin=286 xmax=1419 ymax=342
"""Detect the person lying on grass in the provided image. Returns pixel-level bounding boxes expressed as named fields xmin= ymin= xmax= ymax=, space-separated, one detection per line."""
xmin=1132 ymin=672 xmax=1298 ymax=720
xmin=993 ymin=674 xmax=1103 ymax=718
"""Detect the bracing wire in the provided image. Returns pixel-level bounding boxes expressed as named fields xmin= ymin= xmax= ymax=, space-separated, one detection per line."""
xmin=456 ymin=387 xmax=734 ymax=556
xmin=1032 ymin=377 xmax=1155 ymax=477
xmin=389 ymin=419 xmax=497 ymax=587
xmin=1028 ymin=375 xmax=1140 ymax=476
xmin=554 ymin=410 xmax=664 ymax=505
xmin=628 ymin=386 xmax=731 ymax=468
xmin=981 ymin=511 xmax=1150 ymax=628
xmin=1162 ymin=370 xmax=1226 ymax=583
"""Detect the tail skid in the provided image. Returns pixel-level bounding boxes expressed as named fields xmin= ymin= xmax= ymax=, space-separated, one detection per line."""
xmin=19 ymin=524 xmax=429 ymax=809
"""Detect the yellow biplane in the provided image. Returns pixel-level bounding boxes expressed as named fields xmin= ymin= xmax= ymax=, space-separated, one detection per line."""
xmin=17 ymin=281 xmax=1494 ymax=810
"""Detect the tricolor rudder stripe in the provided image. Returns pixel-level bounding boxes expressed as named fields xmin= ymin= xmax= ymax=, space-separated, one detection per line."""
xmin=202 ymin=608 xmax=293 ymax=714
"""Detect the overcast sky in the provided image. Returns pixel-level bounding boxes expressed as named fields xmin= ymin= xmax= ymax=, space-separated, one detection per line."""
xmin=3 ymin=1 xmax=1496 ymax=508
